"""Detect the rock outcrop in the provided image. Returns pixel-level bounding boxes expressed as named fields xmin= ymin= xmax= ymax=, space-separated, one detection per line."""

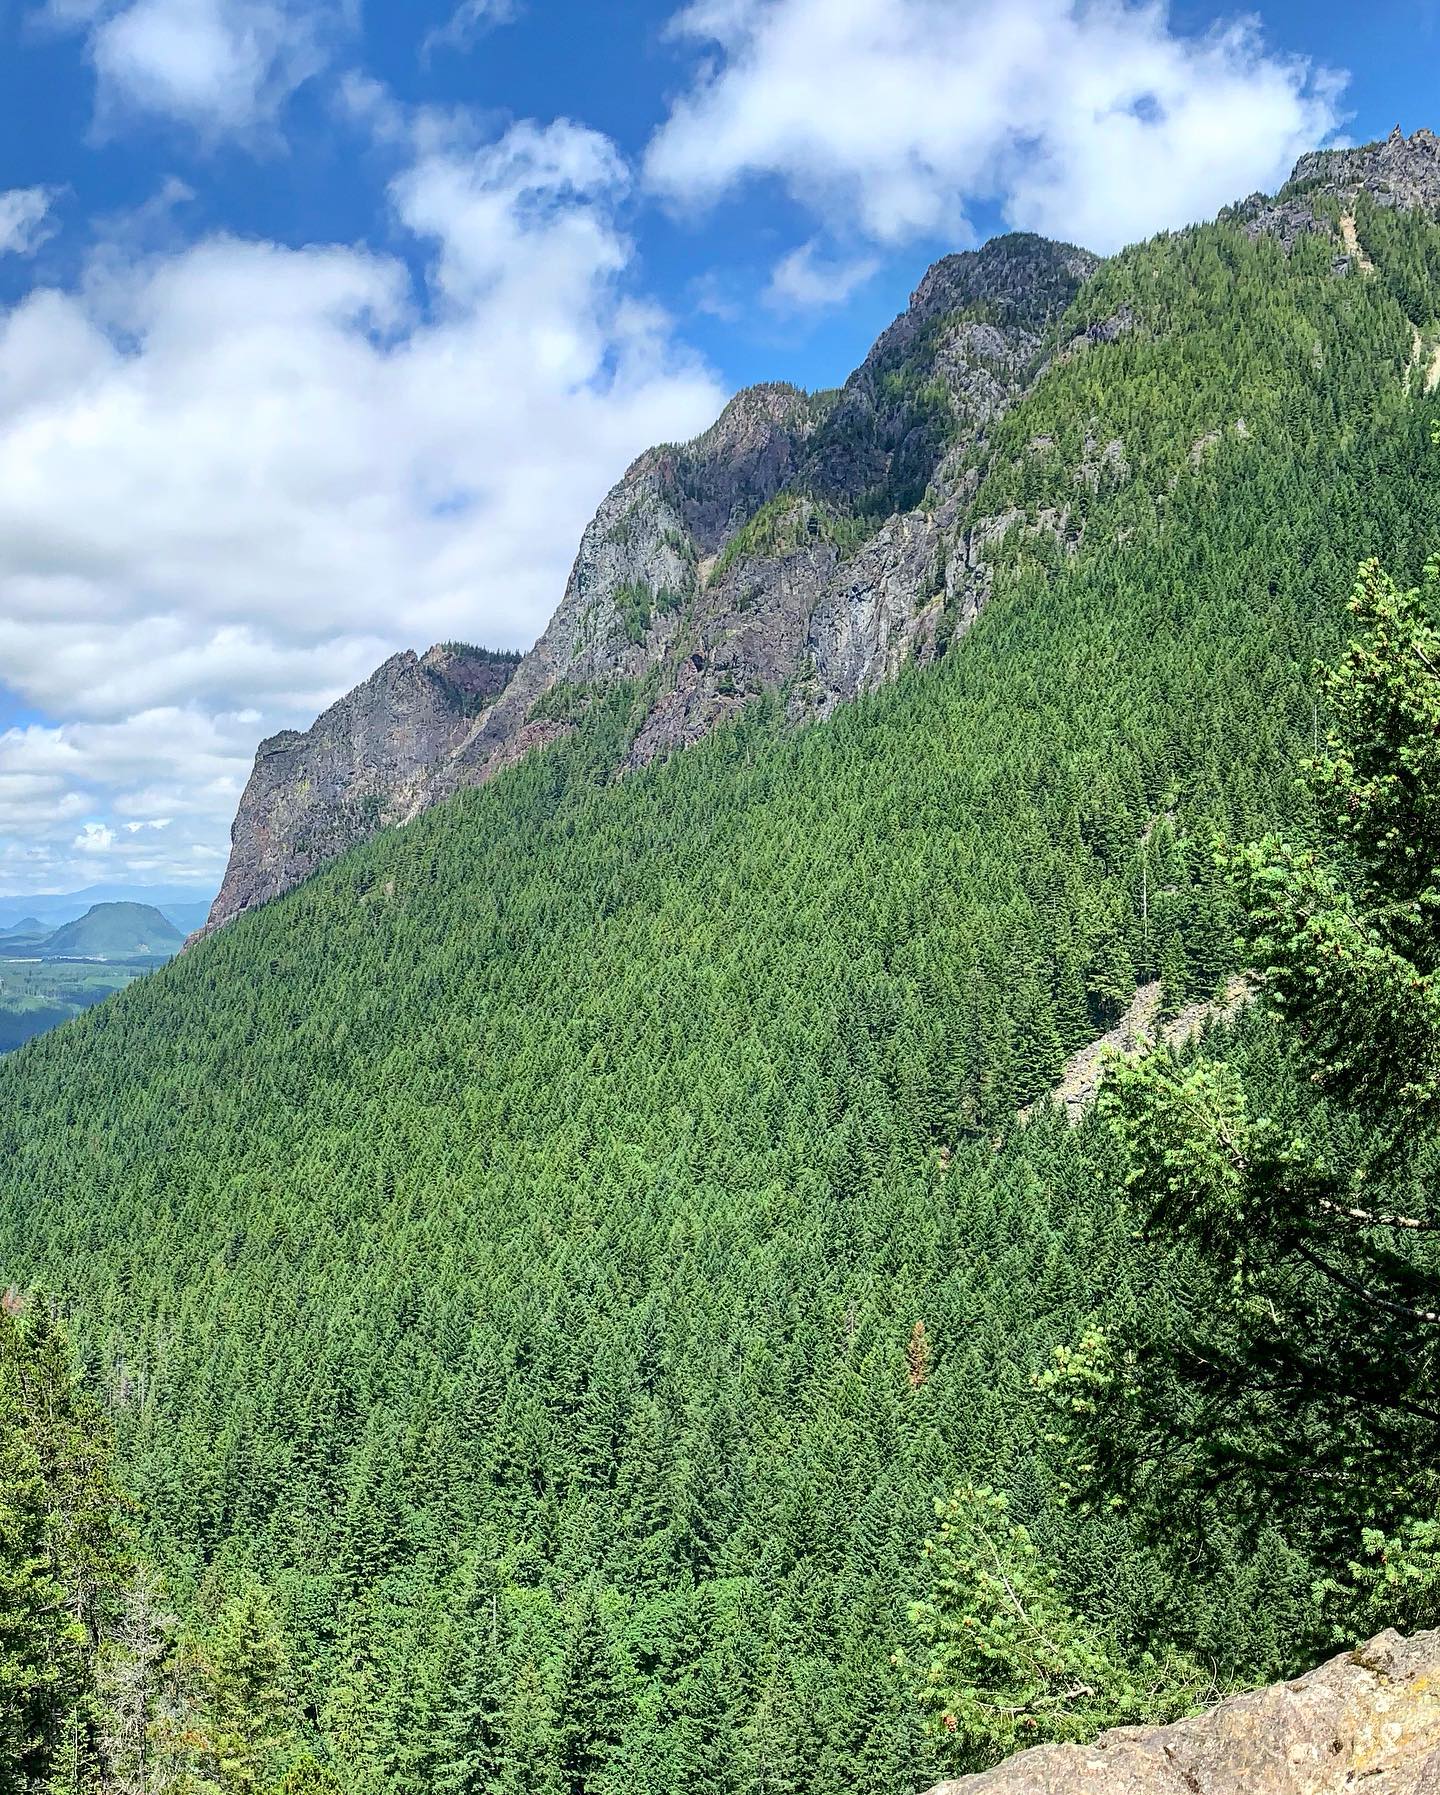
xmin=207 ymin=136 xmax=1440 ymax=935
xmin=1227 ymin=126 xmax=1440 ymax=252
xmin=204 ymin=644 xmax=517 ymax=933
xmin=209 ymin=233 xmax=1097 ymax=931
xmin=927 ymin=1628 xmax=1440 ymax=1794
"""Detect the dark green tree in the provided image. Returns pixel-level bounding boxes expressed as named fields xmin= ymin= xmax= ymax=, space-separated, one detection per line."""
xmin=1088 ymin=558 xmax=1440 ymax=1641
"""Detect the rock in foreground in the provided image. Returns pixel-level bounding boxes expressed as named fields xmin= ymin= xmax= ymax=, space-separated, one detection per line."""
xmin=927 ymin=1630 xmax=1440 ymax=1794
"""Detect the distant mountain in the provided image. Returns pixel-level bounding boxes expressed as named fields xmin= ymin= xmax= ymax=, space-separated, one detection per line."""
xmin=0 ymin=883 xmax=217 ymax=933
xmin=40 ymin=903 xmax=184 ymax=962
xmin=0 ymin=918 xmax=44 ymax=941
xmin=158 ymin=901 xmax=212 ymax=937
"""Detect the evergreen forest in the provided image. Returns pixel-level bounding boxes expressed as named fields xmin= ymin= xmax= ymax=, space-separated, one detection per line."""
xmin=5 ymin=189 xmax=1440 ymax=1790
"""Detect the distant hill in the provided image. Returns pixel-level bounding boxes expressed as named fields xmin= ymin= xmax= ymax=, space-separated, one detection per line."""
xmin=41 ymin=903 xmax=184 ymax=962
xmin=0 ymin=883 xmax=218 ymax=933
xmin=0 ymin=918 xmax=43 ymax=941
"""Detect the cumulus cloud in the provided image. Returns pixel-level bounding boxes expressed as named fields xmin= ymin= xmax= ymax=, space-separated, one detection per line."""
xmin=74 ymin=822 xmax=117 ymax=853
xmin=766 ymin=240 xmax=879 ymax=311
xmin=0 ymin=188 xmax=60 ymax=258
xmin=646 ymin=0 xmax=1347 ymax=252
xmin=0 ymin=105 xmax=723 ymax=893
xmin=43 ymin=0 xmax=349 ymax=136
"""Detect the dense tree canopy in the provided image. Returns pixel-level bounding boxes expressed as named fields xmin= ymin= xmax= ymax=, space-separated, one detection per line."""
xmin=2 ymin=200 xmax=1440 ymax=1788
xmin=1079 ymin=555 xmax=1440 ymax=1650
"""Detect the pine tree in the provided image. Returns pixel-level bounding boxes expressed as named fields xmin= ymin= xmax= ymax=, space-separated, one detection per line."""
xmin=554 ymin=1584 xmax=626 ymax=1795
xmin=1089 ymin=558 xmax=1440 ymax=1639
xmin=0 ymin=1339 xmax=74 ymax=1794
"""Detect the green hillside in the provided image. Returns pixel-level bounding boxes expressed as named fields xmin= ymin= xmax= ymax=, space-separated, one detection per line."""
xmin=40 ymin=901 xmax=184 ymax=961
xmin=3 ymin=198 xmax=1440 ymax=1790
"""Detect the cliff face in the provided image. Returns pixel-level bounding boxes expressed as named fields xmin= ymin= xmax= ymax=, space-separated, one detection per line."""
xmin=207 ymin=133 xmax=1440 ymax=932
xmin=209 ymin=232 xmax=1096 ymax=930
xmin=204 ymin=644 xmax=517 ymax=932
xmin=927 ymin=1629 xmax=1440 ymax=1795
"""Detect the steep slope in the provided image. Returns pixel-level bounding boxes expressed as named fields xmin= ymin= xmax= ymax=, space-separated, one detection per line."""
xmin=5 ymin=138 xmax=1440 ymax=1792
xmin=205 ymin=643 xmax=520 ymax=932
xmin=42 ymin=902 xmax=183 ymax=961
xmin=208 ymin=234 xmax=1098 ymax=931
xmin=209 ymin=129 xmax=1440 ymax=937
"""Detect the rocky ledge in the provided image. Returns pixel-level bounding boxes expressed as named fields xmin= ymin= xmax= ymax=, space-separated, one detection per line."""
xmin=927 ymin=1629 xmax=1440 ymax=1795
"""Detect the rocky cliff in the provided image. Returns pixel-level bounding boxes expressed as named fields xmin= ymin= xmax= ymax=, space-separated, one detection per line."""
xmin=207 ymin=131 xmax=1440 ymax=933
xmin=204 ymin=644 xmax=517 ymax=932
xmin=425 ymin=231 xmax=1100 ymax=797
xmin=207 ymin=233 xmax=1096 ymax=930
xmin=1227 ymin=125 xmax=1440 ymax=249
xmin=926 ymin=1629 xmax=1440 ymax=1795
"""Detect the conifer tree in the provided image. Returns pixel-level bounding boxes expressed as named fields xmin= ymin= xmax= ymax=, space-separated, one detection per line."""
xmin=0 ymin=1347 xmax=73 ymax=1793
xmin=1088 ymin=557 xmax=1440 ymax=1638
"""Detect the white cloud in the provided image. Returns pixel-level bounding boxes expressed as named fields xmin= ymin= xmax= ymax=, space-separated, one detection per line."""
xmin=74 ymin=822 xmax=117 ymax=853
xmin=44 ymin=0 xmax=349 ymax=136
xmin=765 ymin=240 xmax=879 ymax=311
xmin=421 ymin=0 xmax=520 ymax=61
xmin=0 ymin=189 xmax=60 ymax=259
xmin=646 ymin=0 xmax=1347 ymax=252
xmin=0 ymin=107 xmax=724 ymax=893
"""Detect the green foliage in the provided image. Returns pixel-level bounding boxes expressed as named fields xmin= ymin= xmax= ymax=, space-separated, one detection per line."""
xmin=0 ymin=960 xmax=138 ymax=1056
xmin=527 ymin=680 xmax=605 ymax=727
xmin=615 ymin=583 xmax=654 ymax=646
xmin=907 ymin=1487 xmax=1203 ymax=1773
xmin=5 ymin=197 xmax=1440 ymax=1786
xmin=0 ymin=1299 xmax=131 ymax=1793
xmin=1088 ymin=555 xmax=1440 ymax=1652
xmin=710 ymin=496 xmax=867 ymax=581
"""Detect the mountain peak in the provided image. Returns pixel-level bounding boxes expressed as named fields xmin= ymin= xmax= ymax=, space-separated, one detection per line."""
xmin=908 ymin=233 xmax=1101 ymax=331
xmin=203 ymin=221 xmax=1107 ymax=933
xmin=1287 ymin=126 xmax=1440 ymax=212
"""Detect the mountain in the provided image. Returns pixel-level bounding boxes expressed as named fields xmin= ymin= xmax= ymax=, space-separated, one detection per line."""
xmin=0 ymin=917 xmax=43 ymax=941
xmin=205 ymin=233 xmax=1098 ymax=932
xmin=40 ymin=902 xmax=184 ymax=961
xmin=204 ymin=644 xmax=521 ymax=932
xmin=4 ymin=131 xmax=1440 ymax=1791
xmin=0 ymin=882 xmax=218 ymax=934
xmin=158 ymin=900 xmax=213 ymax=936
xmin=201 ymin=131 xmax=1440 ymax=940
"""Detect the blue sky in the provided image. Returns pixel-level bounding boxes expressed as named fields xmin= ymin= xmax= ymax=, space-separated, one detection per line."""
xmin=0 ymin=0 xmax=1427 ymax=892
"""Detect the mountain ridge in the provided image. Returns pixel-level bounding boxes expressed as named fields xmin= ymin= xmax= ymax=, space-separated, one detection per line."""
xmin=7 ymin=124 xmax=1440 ymax=1790
xmin=208 ymin=129 xmax=1440 ymax=939
xmin=203 ymin=231 xmax=1099 ymax=933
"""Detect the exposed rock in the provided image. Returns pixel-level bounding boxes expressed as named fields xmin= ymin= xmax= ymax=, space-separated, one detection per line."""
xmin=925 ymin=1628 xmax=1440 ymax=1794
xmin=1020 ymin=976 xmax=1251 ymax=1124
xmin=1227 ymin=128 xmax=1440 ymax=255
xmin=202 ymin=645 xmax=517 ymax=933
xmin=209 ymin=234 xmax=1102 ymax=931
xmin=1291 ymin=126 xmax=1440 ymax=214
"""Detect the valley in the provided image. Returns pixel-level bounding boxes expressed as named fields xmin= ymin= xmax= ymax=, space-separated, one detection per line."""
xmin=0 ymin=901 xmax=193 ymax=1052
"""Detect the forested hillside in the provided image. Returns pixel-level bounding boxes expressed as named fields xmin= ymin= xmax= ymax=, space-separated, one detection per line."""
xmin=4 ymin=156 xmax=1440 ymax=1791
